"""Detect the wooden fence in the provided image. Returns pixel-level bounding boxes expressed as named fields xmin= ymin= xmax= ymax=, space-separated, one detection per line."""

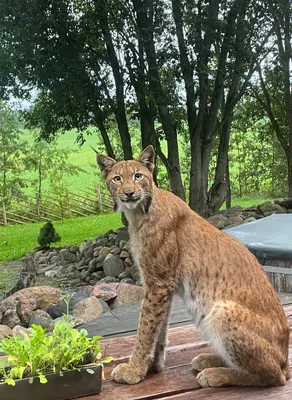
xmin=0 ymin=186 xmax=113 ymax=225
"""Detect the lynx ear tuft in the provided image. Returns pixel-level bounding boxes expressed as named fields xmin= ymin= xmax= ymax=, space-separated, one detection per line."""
xmin=96 ymin=154 xmax=117 ymax=177
xmin=137 ymin=145 xmax=155 ymax=173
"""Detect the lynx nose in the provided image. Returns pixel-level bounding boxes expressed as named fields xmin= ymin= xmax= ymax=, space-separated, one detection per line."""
xmin=124 ymin=189 xmax=135 ymax=198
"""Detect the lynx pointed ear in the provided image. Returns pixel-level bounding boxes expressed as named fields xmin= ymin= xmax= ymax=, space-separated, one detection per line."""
xmin=137 ymin=145 xmax=155 ymax=173
xmin=96 ymin=154 xmax=117 ymax=177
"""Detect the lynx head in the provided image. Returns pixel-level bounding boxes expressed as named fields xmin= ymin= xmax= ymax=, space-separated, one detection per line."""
xmin=96 ymin=145 xmax=155 ymax=213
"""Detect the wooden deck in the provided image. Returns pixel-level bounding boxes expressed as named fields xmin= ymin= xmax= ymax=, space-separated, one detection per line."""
xmin=79 ymin=305 xmax=292 ymax=400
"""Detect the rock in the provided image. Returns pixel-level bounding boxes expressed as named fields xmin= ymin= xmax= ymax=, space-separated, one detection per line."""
xmin=98 ymin=247 xmax=111 ymax=261
xmin=257 ymin=201 xmax=286 ymax=217
xmin=242 ymin=217 xmax=256 ymax=224
xmin=112 ymin=283 xmax=144 ymax=308
xmin=62 ymin=249 xmax=77 ymax=263
xmin=115 ymin=230 xmax=130 ymax=247
xmin=73 ymin=297 xmax=104 ymax=323
xmin=120 ymin=250 xmax=129 ymax=259
xmin=46 ymin=288 xmax=91 ymax=319
xmin=12 ymin=325 xmax=29 ymax=337
xmin=98 ymin=276 xmax=120 ymax=284
xmin=120 ymin=278 xmax=135 ymax=284
xmin=29 ymin=310 xmax=53 ymax=329
xmin=88 ymin=259 xmax=98 ymax=272
xmin=226 ymin=216 xmax=243 ymax=227
xmin=0 ymin=324 xmax=13 ymax=340
xmin=111 ymin=246 xmax=121 ymax=256
xmin=225 ymin=206 xmax=243 ymax=216
xmin=95 ymin=238 xmax=109 ymax=248
xmin=0 ymin=286 xmax=63 ymax=314
xmin=129 ymin=264 xmax=140 ymax=282
xmin=99 ymin=299 xmax=111 ymax=313
xmin=124 ymin=257 xmax=132 ymax=268
xmin=92 ymin=282 xmax=119 ymax=302
xmin=103 ymin=255 xmax=124 ymax=277
xmin=70 ymin=245 xmax=79 ymax=254
xmin=16 ymin=297 xmax=34 ymax=326
xmin=118 ymin=270 xmax=131 ymax=280
xmin=123 ymin=241 xmax=131 ymax=252
xmin=119 ymin=240 xmax=128 ymax=249
xmin=92 ymin=271 xmax=105 ymax=280
xmin=80 ymin=269 xmax=90 ymax=281
xmin=2 ymin=310 xmax=21 ymax=329
xmin=207 ymin=215 xmax=229 ymax=229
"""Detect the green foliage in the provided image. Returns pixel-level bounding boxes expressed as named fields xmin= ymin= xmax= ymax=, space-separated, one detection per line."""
xmin=0 ymin=213 xmax=121 ymax=262
xmin=0 ymin=102 xmax=29 ymax=207
xmin=37 ymin=221 xmax=61 ymax=249
xmin=0 ymin=297 xmax=113 ymax=386
xmin=25 ymin=134 xmax=85 ymax=201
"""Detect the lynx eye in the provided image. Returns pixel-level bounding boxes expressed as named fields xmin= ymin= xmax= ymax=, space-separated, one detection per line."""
xmin=112 ymin=175 xmax=122 ymax=184
xmin=134 ymin=172 xmax=143 ymax=181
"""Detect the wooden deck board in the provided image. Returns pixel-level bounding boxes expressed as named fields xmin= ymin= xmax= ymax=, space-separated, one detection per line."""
xmin=78 ymin=305 xmax=292 ymax=400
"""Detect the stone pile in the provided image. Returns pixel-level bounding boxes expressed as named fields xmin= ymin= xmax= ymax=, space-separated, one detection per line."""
xmin=207 ymin=200 xmax=291 ymax=230
xmin=33 ymin=227 xmax=140 ymax=290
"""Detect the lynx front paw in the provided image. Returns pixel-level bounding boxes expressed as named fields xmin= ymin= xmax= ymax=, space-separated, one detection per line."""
xmin=192 ymin=353 xmax=225 ymax=372
xmin=197 ymin=369 xmax=225 ymax=388
xmin=111 ymin=363 xmax=143 ymax=385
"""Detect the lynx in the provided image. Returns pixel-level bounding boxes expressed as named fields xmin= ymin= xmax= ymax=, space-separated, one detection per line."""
xmin=96 ymin=145 xmax=290 ymax=388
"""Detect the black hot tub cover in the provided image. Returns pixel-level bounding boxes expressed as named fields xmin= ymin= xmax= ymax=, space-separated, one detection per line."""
xmin=224 ymin=214 xmax=292 ymax=259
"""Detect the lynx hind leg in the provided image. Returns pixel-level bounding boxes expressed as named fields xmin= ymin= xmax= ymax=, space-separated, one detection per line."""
xmin=192 ymin=353 xmax=226 ymax=372
xmin=198 ymin=301 xmax=288 ymax=387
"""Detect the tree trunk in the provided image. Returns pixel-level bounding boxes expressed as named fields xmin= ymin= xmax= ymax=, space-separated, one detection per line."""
xmin=226 ymin=156 xmax=231 ymax=209
xmin=133 ymin=0 xmax=185 ymax=200
xmin=94 ymin=112 xmax=116 ymax=159
xmin=95 ymin=0 xmax=132 ymax=160
xmin=207 ymin=116 xmax=232 ymax=216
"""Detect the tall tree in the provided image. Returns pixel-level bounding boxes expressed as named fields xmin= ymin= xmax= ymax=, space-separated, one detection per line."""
xmin=252 ymin=0 xmax=292 ymax=197
xmin=0 ymin=103 xmax=27 ymax=223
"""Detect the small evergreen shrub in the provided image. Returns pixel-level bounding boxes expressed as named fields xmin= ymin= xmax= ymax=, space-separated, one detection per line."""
xmin=37 ymin=221 xmax=61 ymax=249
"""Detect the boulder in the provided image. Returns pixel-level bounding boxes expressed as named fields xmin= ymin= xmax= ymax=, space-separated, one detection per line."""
xmin=112 ymin=283 xmax=144 ymax=308
xmin=72 ymin=297 xmax=104 ymax=323
xmin=242 ymin=217 xmax=256 ymax=224
xmin=29 ymin=309 xmax=53 ymax=329
xmin=257 ymin=201 xmax=285 ymax=217
xmin=207 ymin=215 xmax=229 ymax=229
xmin=46 ymin=288 xmax=91 ymax=319
xmin=103 ymin=255 xmax=124 ymax=277
xmin=0 ymin=286 xmax=63 ymax=314
xmin=12 ymin=325 xmax=29 ymax=337
xmin=0 ymin=324 xmax=13 ymax=340
xmin=2 ymin=309 xmax=21 ymax=329
xmin=16 ymin=297 xmax=34 ymax=326
xmin=225 ymin=206 xmax=243 ymax=216
xmin=226 ymin=216 xmax=244 ymax=227
xmin=92 ymin=282 xmax=119 ymax=302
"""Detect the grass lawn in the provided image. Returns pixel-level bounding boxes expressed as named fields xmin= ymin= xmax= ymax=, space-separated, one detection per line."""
xmin=227 ymin=197 xmax=273 ymax=209
xmin=0 ymin=213 xmax=122 ymax=263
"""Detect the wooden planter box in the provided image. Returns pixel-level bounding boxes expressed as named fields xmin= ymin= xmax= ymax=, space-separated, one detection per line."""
xmin=0 ymin=365 xmax=102 ymax=400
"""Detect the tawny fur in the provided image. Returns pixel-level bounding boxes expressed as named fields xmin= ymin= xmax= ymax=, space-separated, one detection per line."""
xmin=97 ymin=146 xmax=290 ymax=388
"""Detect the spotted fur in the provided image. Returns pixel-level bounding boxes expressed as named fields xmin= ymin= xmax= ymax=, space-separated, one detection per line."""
xmin=96 ymin=146 xmax=290 ymax=387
